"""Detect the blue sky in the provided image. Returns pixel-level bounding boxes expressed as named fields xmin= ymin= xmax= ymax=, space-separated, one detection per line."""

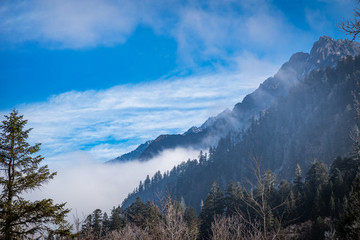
xmin=0 ymin=0 xmax=358 ymax=163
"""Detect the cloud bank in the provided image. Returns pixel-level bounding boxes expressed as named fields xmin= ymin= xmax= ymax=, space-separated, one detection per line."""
xmin=24 ymin=148 xmax=199 ymax=220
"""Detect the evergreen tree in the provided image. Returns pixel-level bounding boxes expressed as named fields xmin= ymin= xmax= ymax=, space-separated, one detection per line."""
xmin=338 ymin=171 xmax=360 ymax=239
xmin=199 ymin=181 xmax=224 ymax=239
xmin=110 ymin=206 xmax=125 ymax=230
xmin=102 ymin=212 xmax=110 ymax=233
xmin=224 ymin=181 xmax=245 ymax=216
xmin=92 ymin=209 xmax=103 ymax=236
xmin=125 ymin=197 xmax=148 ymax=228
xmin=304 ymin=161 xmax=328 ymax=219
xmin=293 ymin=164 xmax=304 ymax=195
xmin=263 ymin=169 xmax=276 ymax=194
xmin=82 ymin=215 xmax=93 ymax=238
xmin=0 ymin=110 xmax=70 ymax=239
xmin=144 ymin=175 xmax=151 ymax=190
xmin=184 ymin=207 xmax=199 ymax=239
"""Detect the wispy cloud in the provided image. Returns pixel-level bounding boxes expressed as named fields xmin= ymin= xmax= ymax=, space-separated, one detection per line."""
xmin=1 ymin=0 xmax=346 ymax=65
xmin=0 ymin=56 xmax=278 ymax=163
xmin=0 ymin=0 xmax=138 ymax=48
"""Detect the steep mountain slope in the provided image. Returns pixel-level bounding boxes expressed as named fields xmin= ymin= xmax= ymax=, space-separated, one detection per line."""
xmin=108 ymin=36 xmax=360 ymax=163
xmin=107 ymin=141 xmax=153 ymax=163
xmin=122 ymin=54 xmax=360 ymax=211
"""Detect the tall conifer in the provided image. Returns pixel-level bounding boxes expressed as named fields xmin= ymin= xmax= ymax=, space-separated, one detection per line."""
xmin=0 ymin=110 xmax=70 ymax=239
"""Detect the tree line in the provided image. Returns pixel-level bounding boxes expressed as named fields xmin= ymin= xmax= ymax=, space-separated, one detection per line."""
xmin=1 ymin=7 xmax=360 ymax=238
xmin=79 ymin=155 xmax=360 ymax=240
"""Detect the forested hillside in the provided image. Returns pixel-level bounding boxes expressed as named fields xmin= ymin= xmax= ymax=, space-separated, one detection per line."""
xmin=3 ymin=0 xmax=360 ymax=239
xmin=76 ymin=55 xmax=360 ymax=240
xmin=83 ymin=152 xmax=360 ymax=239
xmin=109 ymin=37 xmax=360 ymax=163
xmin=122 ymin=55 xmax=360 ymax=212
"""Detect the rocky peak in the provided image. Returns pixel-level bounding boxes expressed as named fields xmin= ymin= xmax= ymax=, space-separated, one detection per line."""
xmin=288 ymin=52 xmax=310 ymax=63
xmin=184 ymin=126 xmax=202 ymax=135
xmin=200 ymin=108 xmax=232 ymax=130
xmin=109 ymin=37 xmax=360 ymax=164
xmin=233 ymin=36 xmax=360 ymax=119
xmin=309 ymin=36 xmax=360 ymax=69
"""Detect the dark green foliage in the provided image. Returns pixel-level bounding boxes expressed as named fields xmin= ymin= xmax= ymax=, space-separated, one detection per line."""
xmin=82 ymin=157 xmax=360 ymax=239
xmin=225 ymin=181 xmax=245 ymax=216
xmin=293 ymin=164 xmax=304 ymax=195
xmin=199 ymin=181 xmax=224 ymax=239
xmin=123 ymin=56 xmax=360 ymax=213
xmin=102 ymin=212 xmax=110 ymax=233
xmin=0 ymin=110 xmax=70 ymax=239
xmin=125 ymin=197 xmax=154 ymax=229
xmin=109 ymin=206 xmax=125 ymax=230
xmin=82 ymin=209 xmax=105 ymax=237
xmin=338 ymin=171 xmax=360 ymax=239
xmin=92 ymin=209 xmax=103 ymax=236
xmin=184 ymin=206 xmax=199 ymax=238
xmin=304 ymin=161 xmax=329 ymax=219
xmin=107 ymin=56 xmax=360 ymax=239
xmin=81 ymin=205 xmax=127 ymax=237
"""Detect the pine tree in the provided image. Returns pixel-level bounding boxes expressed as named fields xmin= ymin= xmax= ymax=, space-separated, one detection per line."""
xmin=110 ymin=206 xmax=125 ymax=230
xmin=304 ymin=161 xmax=328 ymax=219
xmin=0 ymin=110 xmax=70 ymax=239
xmin=184 ymin=207 xmax=199 ymax=239
xmin=102 ymin=212 xmax=110 ymax=233
xmin=293 ymin=164 xmax=303 ymax=195
xmin=92 ymin=209 xmax=103 ymax=237
xmin=199 ymin=181 xmax=224 ymax=239
xmin=338 ymin=171 xmax=360 ymax=239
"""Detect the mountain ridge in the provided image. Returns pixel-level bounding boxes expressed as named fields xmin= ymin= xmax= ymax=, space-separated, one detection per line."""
xmin=122 ymin=52 xmax=360 ymax=211
xmin=108 ymin=36 xmax=360 ymax=164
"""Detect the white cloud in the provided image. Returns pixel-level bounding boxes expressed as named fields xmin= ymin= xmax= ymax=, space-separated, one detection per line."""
xmin=0 ymin=0 xmax=326 ymax=64
xmin=24 ymin=148 xmax=200 ymax=220
xmin=0 ymin=0 xmax=138 ymax=48
xmin=0 ymin=57 xmax=278 ymax=163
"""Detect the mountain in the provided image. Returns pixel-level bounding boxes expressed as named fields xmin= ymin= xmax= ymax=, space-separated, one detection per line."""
xmin=122 ymin=53 xmax=360 ymax=211
xmin=106 ymin=140 xmax=153 ymax=163
xmin=108 ymin=36 xmax=360 ymax=164
xmin=121 ymin=38 xmax=360 ymax=210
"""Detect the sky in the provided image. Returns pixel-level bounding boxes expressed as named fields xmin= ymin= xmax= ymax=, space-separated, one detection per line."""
xmin=0 ymin=0 xmax=358 ymax=216
xmin=0 ymin=0 xmax=357 ymax=163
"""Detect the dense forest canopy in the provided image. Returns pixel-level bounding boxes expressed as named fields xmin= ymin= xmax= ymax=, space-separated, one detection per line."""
xmin=123 ymin=55 xmax=360 ymax=211
xmin=78 ymin=53 xmax=360 ymax=240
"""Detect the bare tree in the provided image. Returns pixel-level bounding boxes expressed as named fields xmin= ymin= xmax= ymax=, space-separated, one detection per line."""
xmin=226 ymin=153 xmax=296 ymax=239
xmin=339 ymin=0 xmax=360 ymax=40
xmin=211 ymin=215 xmax=234 ymax=240
xmin=211 ymin=214 xmax=266 ymax=240
xmin=157 ymin=197 xmax=192 ymax=240
xmin=105 ymin=224 xmax=151 ymax=240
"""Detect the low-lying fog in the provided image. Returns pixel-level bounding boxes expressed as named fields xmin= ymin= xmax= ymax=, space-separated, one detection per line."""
xmin=25 ymin=148 xmax=199 ymax=222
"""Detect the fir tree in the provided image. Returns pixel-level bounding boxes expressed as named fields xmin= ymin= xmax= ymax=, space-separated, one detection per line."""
xmin=225 ymin=181 xmax=244 ymax=216
xmin=199 ymin=181 xmax=224 ymax=239
xmin=102 ymin=212 xmax=110 ymax=233
xmin=0 ymin=110 xmax=70 ymax=239
xmin=109 ymin=206 xmax=125 ymax=230
xmin=338 ymin=171 xmax=360 ymax=239
xmin=92 ymin=209 xmax=103 ymax=236
xmin=184 ymin=207 xmax=199 ymax=239
xmin=293 ymin=164 xmax=303 ymax=195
